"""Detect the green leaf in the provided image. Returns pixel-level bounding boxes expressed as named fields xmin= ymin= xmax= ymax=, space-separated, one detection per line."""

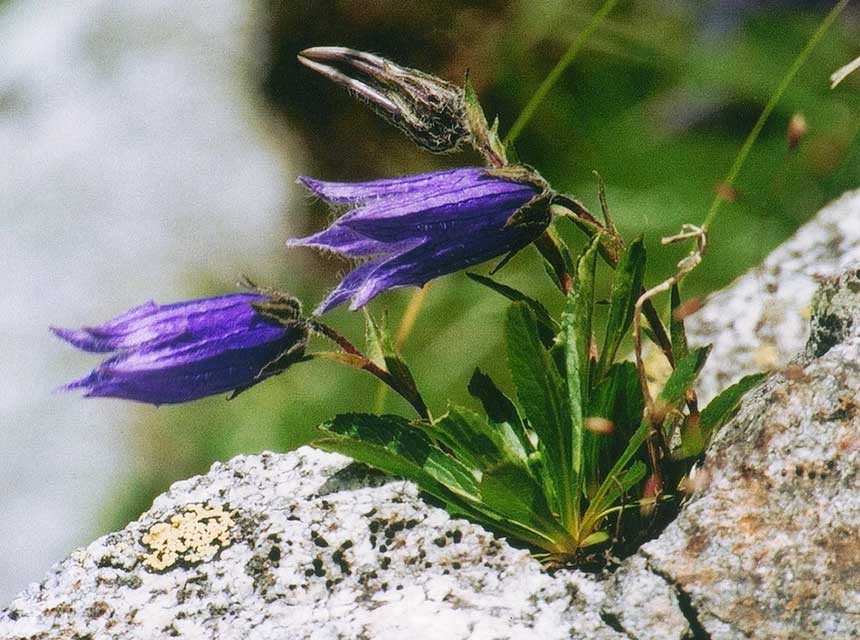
xmin=466 ymin=273 xmax=557 ymax=347
xmin=364 ymin=310 xmax=425 ymax=415
xmin=315 ymin=413 xmax=479 ymax=499
xmin=428 ymin=404 xmax=526 ymax=469
xmin=555 ymin=236 xmax=600 ymax=530
xmin=563 ymin=235 xmax=600 ymax=402
xmin=480 ymin=463 xmax=575 ymax=550
xmin=675 ymin=372 xmax=766 ymax=459
xmin=584 ymin=361 xmax=644 ymax=492
xmin=598 ymin=236 xmax=646 ymax=377
xmin=595 ymin=460 xmax=647 ymax=517
xmin=505 ymin=302 xmax=570 ymax=515
xmin=658 ymin=346 xmax=712 ymax=411
xmin=670 ymin=283 xmax=689 ymax=362
xmin=468 ymin=368 xmax=534 ymax=456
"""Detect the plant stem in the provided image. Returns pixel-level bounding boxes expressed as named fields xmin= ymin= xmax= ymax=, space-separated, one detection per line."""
xmin=505 ymin=0 xmax=621 ymax=146
xmin=701 ymin=0 xmax=850 ymax=231
xmin=309 ymin=319 xmax=430 ymax=420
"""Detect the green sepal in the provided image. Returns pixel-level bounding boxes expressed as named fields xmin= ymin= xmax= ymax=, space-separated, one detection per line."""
xmin=464 ymin=78 xmax=507 ymax=166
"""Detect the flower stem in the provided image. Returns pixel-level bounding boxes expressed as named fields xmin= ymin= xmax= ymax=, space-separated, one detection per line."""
xmin=504 ymin=0 xmax=621 ymax=146
xmin=309 ymin=319 xmax=430 ymax=420
xmin=701 ymin=0 xmax=850 ymax=231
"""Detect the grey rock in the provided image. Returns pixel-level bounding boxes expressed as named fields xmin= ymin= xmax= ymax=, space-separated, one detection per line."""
xmin=0 ymin=450 xmax=621 ymax=640
xmin=688 ymin=189 xmax=860 ymax=402
xmin=640 ymin=267 xmax=860 ymax=639
xmin=602 ymin=556 xmax=690 ymax=640
xmin=4 ymin=195 xmax=860 ymax=638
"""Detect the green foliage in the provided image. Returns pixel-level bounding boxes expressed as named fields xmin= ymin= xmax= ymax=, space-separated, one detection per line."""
xmin=313 ymin=236 xmax=761 ymax=562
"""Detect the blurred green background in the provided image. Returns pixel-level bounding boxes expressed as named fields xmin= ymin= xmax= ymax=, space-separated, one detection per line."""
xmin=107 ymin=0 xmax=860 ymax=529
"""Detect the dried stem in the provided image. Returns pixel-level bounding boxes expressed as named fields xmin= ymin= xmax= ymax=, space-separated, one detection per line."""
xmin=632 ymin=224 xmax=707 ymax=487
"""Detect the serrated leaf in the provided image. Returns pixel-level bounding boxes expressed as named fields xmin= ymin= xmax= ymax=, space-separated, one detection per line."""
xmin=552 ymin=236 xmax=600 ymax=531
xmin=480 ymin=463 xmax=574 ymax=550
xmin=506 ymin=302 xmax=569 ymax=515
xmin=468 ymin=369 xmax=533 ymax=456
xmin=670 ymin=283 xmax=689 ymax=362
xmin=315 ymin=413 xmax=479 ymax=499
xmin=466 ymin=273 xmax=557 ymax=346
xmin=675 ymin=372 xmax=766 ymax=459
xmin=563 ymin=235 xmax=600 ymax=405
xmin=598 ymin=236 xmax=646 ymax=377
xmin=428 ymin=404 xmax=526 ymax=469
xmin=581 ymin=417 xmax=650 ymax=536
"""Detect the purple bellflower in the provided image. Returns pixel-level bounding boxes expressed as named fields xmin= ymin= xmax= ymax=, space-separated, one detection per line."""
xmin=289 ymin=166 xmax=551 ymax=314
xmin=53 ymin=293 xmax=308 ymax=405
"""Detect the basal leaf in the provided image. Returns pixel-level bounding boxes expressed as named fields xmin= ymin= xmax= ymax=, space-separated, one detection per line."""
xmin=480 ymin=463 xmax=575 ymax=551
xmin=584 ymin=361 xmax=644 ymax=493
xmin=581 ymin=417 xmax=650 ymax=536
xmin=466 ymin=273 xmax=557 ymax=346
xmin=315 ymin=413 xmax=479 ymax=499
xmin=658 ymin=346 xmax=712 ymax=411
xmin=556 ymin=235 xmax=599 ymax=530
xmin=468 ymin=368 xmax=534 ymax=456
xmin=428 ymin=404 xmax=526 ymax=469
xmin=598 ymin=236 xmax=646 ymax=378
xmin=506 ymin=302 xmax=569 ymax=515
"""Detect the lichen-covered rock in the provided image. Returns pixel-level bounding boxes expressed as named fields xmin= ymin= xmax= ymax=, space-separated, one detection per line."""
xmin=0 ymin=450 xmax=620 ymax=640
xmin=689 ymin=189 xmax=860 ymax=402
xmin=641 ymin=267 xmax=860 ymax=639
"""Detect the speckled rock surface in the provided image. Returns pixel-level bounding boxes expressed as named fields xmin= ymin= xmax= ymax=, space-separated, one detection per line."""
xmin=0 ymin=450 xmax=621 ymax=640
xmin=689 ymin=189 xmax=860 ymax=402
xmin=4 ymin=196 xmax=860 ymax=639
xmin=641 ymin=267 xmax=860 ymax=639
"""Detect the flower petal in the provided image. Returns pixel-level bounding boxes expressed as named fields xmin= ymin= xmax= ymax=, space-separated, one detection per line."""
xmin=298 ymin=167 xmax=484 ymax=203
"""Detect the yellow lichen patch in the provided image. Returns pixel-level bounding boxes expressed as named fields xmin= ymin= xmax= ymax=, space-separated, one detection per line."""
xmin=140 ymin=502 xmax=236 ymax=571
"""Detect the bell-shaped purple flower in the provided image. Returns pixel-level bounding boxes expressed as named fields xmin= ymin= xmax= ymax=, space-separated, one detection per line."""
xmin=53 ymin=293 xmax=307 ymax=405
xmin=290 ymin=166 xmax=551 ymax=314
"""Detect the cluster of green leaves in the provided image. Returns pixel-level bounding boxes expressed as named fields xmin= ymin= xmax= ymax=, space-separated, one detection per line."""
xmin=313 ymin=235 xmax=763 ymax=562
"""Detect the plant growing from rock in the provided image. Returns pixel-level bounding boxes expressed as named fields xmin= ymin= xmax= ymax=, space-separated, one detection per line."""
xmin=55 ymin=33 xmax=802 ymax=564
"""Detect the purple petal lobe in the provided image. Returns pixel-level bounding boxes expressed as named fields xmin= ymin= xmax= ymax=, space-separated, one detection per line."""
xmin=290 ymin=165 xmax=549 ymax=313
xmin=56 ymin=293 xmax=307 ymax=405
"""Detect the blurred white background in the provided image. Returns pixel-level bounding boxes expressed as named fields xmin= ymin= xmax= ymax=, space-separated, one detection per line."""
xmin=0 ymin=0 xmax=300 ymax=601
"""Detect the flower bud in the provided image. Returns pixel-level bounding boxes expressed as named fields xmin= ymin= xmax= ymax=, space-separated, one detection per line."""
xmin=298 ymin=46 xmax=469 ymax=154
